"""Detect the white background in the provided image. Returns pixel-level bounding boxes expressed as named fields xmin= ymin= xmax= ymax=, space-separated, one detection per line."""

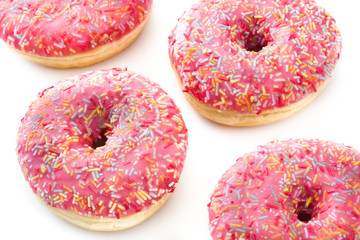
xmin=1 ymin=0 xmax=359 ymax=239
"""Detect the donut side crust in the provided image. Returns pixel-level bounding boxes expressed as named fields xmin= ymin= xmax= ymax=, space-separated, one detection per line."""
xmin=8 ymin=11 xmax=151 ymax=68
xmin=37 ymin=194 xmax=170 ymax=231
xmin=171 ymin=60 xmax=331 ymax=127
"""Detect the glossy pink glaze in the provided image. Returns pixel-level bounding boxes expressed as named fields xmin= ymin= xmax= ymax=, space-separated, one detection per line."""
xmin=208 ymin=139 xmax=360 ymax=239
xmin=169 ymin=0 xmax=341 ymax=114
xmin=0 ymin=0 xmax=152 ymax=57
xmin=16 ymin=68 xmax=188 ymax=218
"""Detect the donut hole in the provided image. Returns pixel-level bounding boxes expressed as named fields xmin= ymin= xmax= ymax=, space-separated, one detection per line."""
xmin=92 ymin=129 xmax=108 ymax=149
xmin=243 ymin=33 xmax=268 ymax=52
xmin=297 ymin=208 xmax=313 ymax=222
xmin=231 ymin=19 xmax=270 ymax=53
xmin=296 ymin=202 xmax=314 ymax=222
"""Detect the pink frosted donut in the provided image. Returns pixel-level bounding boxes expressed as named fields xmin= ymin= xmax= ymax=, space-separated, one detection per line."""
xmin=169 ymin=0 xmax=342 ymax=126
xmin=16 ymin=68 xmax=188 ymax=231
xmin=208 ymin=139 xmax=360 ymax=239
xmin=0 ymin=0 xmax=152 ymax=68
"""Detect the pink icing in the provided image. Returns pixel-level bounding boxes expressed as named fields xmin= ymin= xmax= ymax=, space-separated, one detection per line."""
xmin=16 ymin=68 xmax=188 ymax=218
xmin=0 ymin=0 xmax=152 ymax=57
xmin=208 ymin=139 xmax=360 ymax=239
xmin=169 ymin=0 xmax=341 ymax=114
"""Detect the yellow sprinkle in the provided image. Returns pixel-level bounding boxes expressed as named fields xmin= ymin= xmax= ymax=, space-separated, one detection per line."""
xmin=270 ymin=225 xmax=279 ymax=230
xmin=140 ymin=190 xmax=151 ymax=200
xmin=245 ymin=16 xmax=252 ymax=22
xmin=271 ymin=233 xmax=282 ymax=239
xmin=109 ymin=203 xmax=117 ymax=213
xmin=186 ymin=17 xmax=195 ymax=23
xmin=230 ymin=224 xmax=242 ymax=228
xmin=127 ymin=117 xmax=134 ymax=124
xmin=301 ymin=51 xmax=310 ymax=57
xmin=99 ymin=205 xmax=105 ymax=213
xmin=137 ymin=191 xmax=147 ymax=201
xmin=87 ymin=168 xmax=101 ymax=172
xmin=311 ymin=22 xmax=317 ymax=30
xmin=31 ymin=175 xmax=40 ymax=181
xmin=63 ymin=185 xmax=72 ymax=192
xmin=63 ymin=165 xmax=70 ymax=174
xmin=39 ymin=134 xmax=46 ymax=143
xmin=41 ymin=165 xmax=47 ymax=173
xmin=145 ymin=157 xmax=154 ymax=164
xmin=306 ymin=197 xmax=312 ymax=207
xmin=213 ymin=98 xmax=226 ymax=107
xmin=313 ymin=174 xmax=318 ymax=184
xmin=157 ymin=94 xmax=167 ymax=102
xmin=219 ymin=89 xmax=226 ymax=96
xmin=134 ymin=192 xmax=145 ymax=202
xmin=220 ymin=205 xmax=239 ymax=214
xmin=88 ymin=109 xmax=97 ymax=120
xmin=301 ymin=72 xmax=309 ymax=79
xmin=338 ymin=228 xmax=350 ymax=235
xmin=230 ymin=79 xmax=240 ymax=84
xmin=280 ymin=44 xmax=288 ymax=53
xmin=60 ymin=193 xmax=67 ymax=198
xmin=247 ymin=59 xmax=252 ymax=66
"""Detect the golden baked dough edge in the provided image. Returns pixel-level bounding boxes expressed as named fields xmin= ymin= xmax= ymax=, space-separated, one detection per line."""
xmin=37 ymin=194 xmax=170 ymax=231
xmin=171 ymin=60 xmax=331 ymax=127
xmin=9 ymin=11 xmax=151 ymax=68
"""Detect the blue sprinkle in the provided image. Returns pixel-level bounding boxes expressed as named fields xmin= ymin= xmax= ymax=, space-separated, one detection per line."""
xmin=129 ymin=168 xmax=135 ymax=177
xmin=334 ymin=177 xmax=345 ymax=185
